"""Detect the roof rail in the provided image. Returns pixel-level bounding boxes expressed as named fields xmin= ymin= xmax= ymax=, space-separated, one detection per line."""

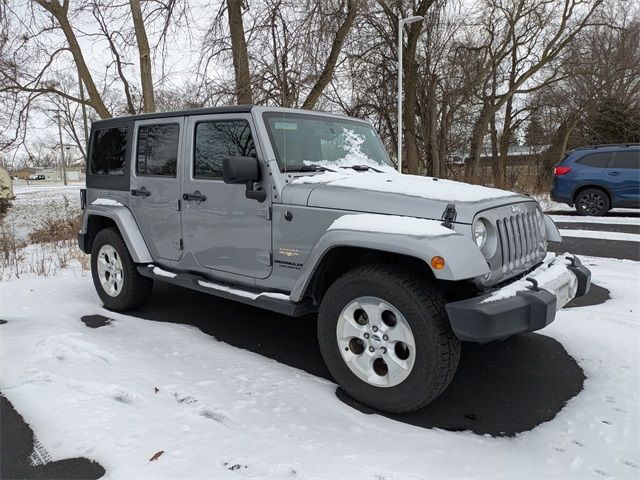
xmin=572 ymin=143 xmax=640 ymax=151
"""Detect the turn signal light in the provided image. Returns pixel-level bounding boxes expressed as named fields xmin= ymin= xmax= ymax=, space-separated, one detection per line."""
xmin=431 ymin=256 xmax=445 ymax=270
xmin=554 ymin=166 xmax=572 ymax=176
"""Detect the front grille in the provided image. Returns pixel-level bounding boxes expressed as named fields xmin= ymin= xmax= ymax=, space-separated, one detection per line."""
xmin=496 ymin=211 xmax=544 ymax=274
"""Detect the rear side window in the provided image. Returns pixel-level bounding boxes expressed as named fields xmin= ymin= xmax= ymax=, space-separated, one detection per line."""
xmin=609 ymin=151 xmax=640 ymax=169
xmin=90 ymin=127 xmax=127 ymax=175
xmin=575 ymin=152 xmax=610 ymax=168
xmin=194 ymin=120 xmax=256 ymax=178
xmin=136 ymin=123 xmax=180 ymax=177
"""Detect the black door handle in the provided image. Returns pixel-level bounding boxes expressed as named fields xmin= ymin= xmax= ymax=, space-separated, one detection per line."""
xmin=131 ymin=187 xmax=151 ymax=197
xmin=182 ymin=191 xmax=206 ymax=202
xmin=608 ymin=171 xmax=621 ymax=176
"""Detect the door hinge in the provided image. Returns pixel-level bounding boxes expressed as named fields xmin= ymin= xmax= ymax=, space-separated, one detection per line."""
xmin=176 ymin=199 xmax=181 ymax=211
xmin=255 ymin=204 xmax=271 ymax=220
xmin=178 ymin=238 xmax=183 ymax=250
xmin=257 ymin=251 xmax=272 ymax=266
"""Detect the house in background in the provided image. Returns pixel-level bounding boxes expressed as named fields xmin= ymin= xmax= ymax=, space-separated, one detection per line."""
xmin=11 ymin=167 xmax=37 ymax=180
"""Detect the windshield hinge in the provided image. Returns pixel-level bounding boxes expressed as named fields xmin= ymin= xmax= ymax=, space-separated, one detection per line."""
xmin=441 ymin=204 xmax=457 ymax=229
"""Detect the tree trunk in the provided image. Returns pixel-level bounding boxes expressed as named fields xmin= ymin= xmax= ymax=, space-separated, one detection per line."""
xmin=489 ymin=112 xmax=499 ymax=186
xmin=227 ymin=0 xmax=253 ymax=104
xmin=130 ymin=0 xmax=156 ymax=112
xmin=537 ymin=112 xmax=579 ymax=190
xmin=403 ymin=43 xmax=420 ymax=174
xmin=302 ymin=0 xmax=358 ymax=110
xmin=34 ymin=0 xmax=111 ymax=119
xmin=464 ymin=105 xmax=492 ymax=182
xmin=423 ymin=75 xmax=439 ymax=177
xmin=495 ymin=95 xmax=514 ymax=189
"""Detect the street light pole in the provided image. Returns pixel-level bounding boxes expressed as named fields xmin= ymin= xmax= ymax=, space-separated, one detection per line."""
xmin=397 ymin=15 xmax=423 ymax=174
xmin=55 ymin=113 xmax=68 ymax=186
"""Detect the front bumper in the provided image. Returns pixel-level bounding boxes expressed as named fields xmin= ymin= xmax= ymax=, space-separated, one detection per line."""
xmin=445 ymin=254 xmax=591 ymax=342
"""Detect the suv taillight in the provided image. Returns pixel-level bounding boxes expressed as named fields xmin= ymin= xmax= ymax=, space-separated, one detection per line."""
xmin=554 ymin=166 xmax=572 ymax=176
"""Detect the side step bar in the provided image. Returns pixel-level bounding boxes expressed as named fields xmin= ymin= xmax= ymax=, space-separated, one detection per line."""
xmin=137 ymin=265 xmax=315 ymax=317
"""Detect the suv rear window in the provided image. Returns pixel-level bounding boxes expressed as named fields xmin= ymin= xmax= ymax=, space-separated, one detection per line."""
xmin=90 ymin=127 xmax=128 ymax=175
xmin=609 ymin=151 xmax=640 ymax=169
xmin=575 ymin=152 xmax=610 ymax=168
xmin=136 ymin=123 xmax=180 ymax=176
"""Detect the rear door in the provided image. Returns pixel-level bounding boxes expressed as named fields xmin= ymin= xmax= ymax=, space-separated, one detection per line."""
xmin=604 ymin=150 xmax=640 ymax=205
xmin=129 ymin=118 xmax=183 ymax=261
xmin=181 ymin=113 xmax=272 ymax=279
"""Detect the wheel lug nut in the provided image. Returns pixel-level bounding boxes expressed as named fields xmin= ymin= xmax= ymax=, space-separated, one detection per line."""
xmin=369 ymin=346 xmax=375 ymax=352
xmin=381 ymin=347 xmax=387 ymax=354
xmin=383 ymin=334 xmax=388 ymax=341
xmin=364 ymin=333 xmax=370 ymax=339
xmin=372 ymin=326 xmax=378 ymax=332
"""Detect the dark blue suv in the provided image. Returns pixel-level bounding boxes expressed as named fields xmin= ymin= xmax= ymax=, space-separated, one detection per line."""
xmin=551 ymin=144 xmax=640 ymax=216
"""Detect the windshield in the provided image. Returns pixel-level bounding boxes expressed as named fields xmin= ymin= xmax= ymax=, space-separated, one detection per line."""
xmin=263 ymin=112 xmax=394 ymax=172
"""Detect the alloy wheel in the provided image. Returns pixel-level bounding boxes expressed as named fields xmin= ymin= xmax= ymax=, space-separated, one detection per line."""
xmin=336 ymin=296 xmax=416 ymax=387
xmin=96 ymin=244 xmax=124 ymax=297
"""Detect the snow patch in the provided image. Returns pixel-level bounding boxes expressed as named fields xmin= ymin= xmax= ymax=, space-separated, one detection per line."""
xmin=329 ymin=213 xmax=455 ymax=237
xmin=198 ymin=280 xmax=289 ymax=302
xmin=558 ymin=229 xmax=640 ymax=242
xmin=293 ymin=171 xmax=519 ymax=203
xmin=152 ymin=266 xmax=177 ymax=279
xmin=550 ymin=215 xmax=640 ymax=226
xmin=91 ymin=198 xmax=123 ymax=207
xmin=0 ymin=256 xmax=638 ymax=478
xmin=482 ymin=253 xmax=576 ymax=304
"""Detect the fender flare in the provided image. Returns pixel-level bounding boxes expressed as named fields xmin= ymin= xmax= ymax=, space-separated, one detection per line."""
xmin=289 ymin=228 xmax=489 ymax=302
xmin=544 ymin=215 xmax=562 ymax=242
xmin=82 ymin=204 xmax=152 ymax=263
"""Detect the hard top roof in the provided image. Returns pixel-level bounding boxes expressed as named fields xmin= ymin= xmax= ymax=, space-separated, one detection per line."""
xmin=90 ymin=105 xmax=368 ymax=129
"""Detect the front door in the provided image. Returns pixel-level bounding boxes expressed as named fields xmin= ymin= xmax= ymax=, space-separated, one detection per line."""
xmin=604 ymin=150 xmax=640 ymax=205
xmin=181 ymin=113 xmax=272 ymax=279
xmin=129 ymin=118 xmax=183 ymax=261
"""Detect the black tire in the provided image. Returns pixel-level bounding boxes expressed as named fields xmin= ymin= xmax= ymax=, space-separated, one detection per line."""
xmin=317 ymin=264 xmax=461 ymax=413
xmin=91 ymin=228 xmax=153 ymax=311
xmin=574 ymin=188 xmax=610 ymax=216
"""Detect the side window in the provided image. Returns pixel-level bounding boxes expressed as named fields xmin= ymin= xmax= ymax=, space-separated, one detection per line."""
xmin=575 ymin=152 xmax=610 ymax=168
xmin=194 ymin=120 xmax=256 ymax=178
xmin=609 ymin=151 xmax=640 ymax=170
xmin=90 ymin=127 xmax=127 ymax=175
xmin=136 ymin=123 xmax=180 ymax=177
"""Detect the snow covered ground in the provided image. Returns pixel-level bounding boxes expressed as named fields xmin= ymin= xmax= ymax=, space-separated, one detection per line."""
xmin=2 ymin=182 xmax=83 ymax=244
xmin=1 ymin=255 xmax=639 ymax=479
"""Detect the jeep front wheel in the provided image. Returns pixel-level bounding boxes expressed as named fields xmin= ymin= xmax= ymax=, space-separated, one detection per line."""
xmin=317 ymin=264 xmax=461 ymax=413
xmin=91 ymin=228 xmax=153 ymax=311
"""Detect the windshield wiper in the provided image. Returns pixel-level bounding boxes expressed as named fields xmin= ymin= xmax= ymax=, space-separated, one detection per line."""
xmin=287 ymin=164 xmax=336 ymax=172
xmin=340 ymin=164 xmax=384 ymax=173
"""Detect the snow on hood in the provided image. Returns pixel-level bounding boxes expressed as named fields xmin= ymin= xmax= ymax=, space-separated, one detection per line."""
xmin=329 ymin=214 xmax=456 ymax=237
xmin=291 ymin=170 xmax=518 ymax=203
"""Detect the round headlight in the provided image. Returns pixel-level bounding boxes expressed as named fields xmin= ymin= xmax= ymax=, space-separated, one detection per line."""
xmin=473 ymin=218 xmax=487 ymax=249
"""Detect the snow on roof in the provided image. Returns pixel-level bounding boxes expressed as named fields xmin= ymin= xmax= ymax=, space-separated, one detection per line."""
xmin=293 ymin=171 xmax=518 ymax=203
xmin=329 ymin=213 xmax=456 ymax=237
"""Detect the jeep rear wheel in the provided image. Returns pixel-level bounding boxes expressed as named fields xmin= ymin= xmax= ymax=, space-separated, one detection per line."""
xmin=91 ymin=228 xmax=153 ymax=311
xmin=317 ymin=264 xmax=461 ymax=413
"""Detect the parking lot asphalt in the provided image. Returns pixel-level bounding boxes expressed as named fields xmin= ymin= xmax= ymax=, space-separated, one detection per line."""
xmin=0 ymin=395 xmax=105 ymax=480
xmin=130 ymin=279 xmax=594 ymax=438
xmin=554 ymin=218 xmax=639 ymax=260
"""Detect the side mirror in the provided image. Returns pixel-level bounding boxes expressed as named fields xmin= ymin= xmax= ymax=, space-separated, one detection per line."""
xmin=222 ymin=156 xmax=266 ymax=202
xmin=222 ymin=156 xmax=260 ymax=184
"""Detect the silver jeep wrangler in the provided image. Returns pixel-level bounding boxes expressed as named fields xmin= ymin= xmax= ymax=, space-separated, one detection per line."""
xmin=78 ymin=106 xmax=591 ymax=413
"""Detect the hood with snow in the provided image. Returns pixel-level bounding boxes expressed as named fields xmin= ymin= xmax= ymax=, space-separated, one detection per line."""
xmin=282 ymin=169 xmax=533 ymax=224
